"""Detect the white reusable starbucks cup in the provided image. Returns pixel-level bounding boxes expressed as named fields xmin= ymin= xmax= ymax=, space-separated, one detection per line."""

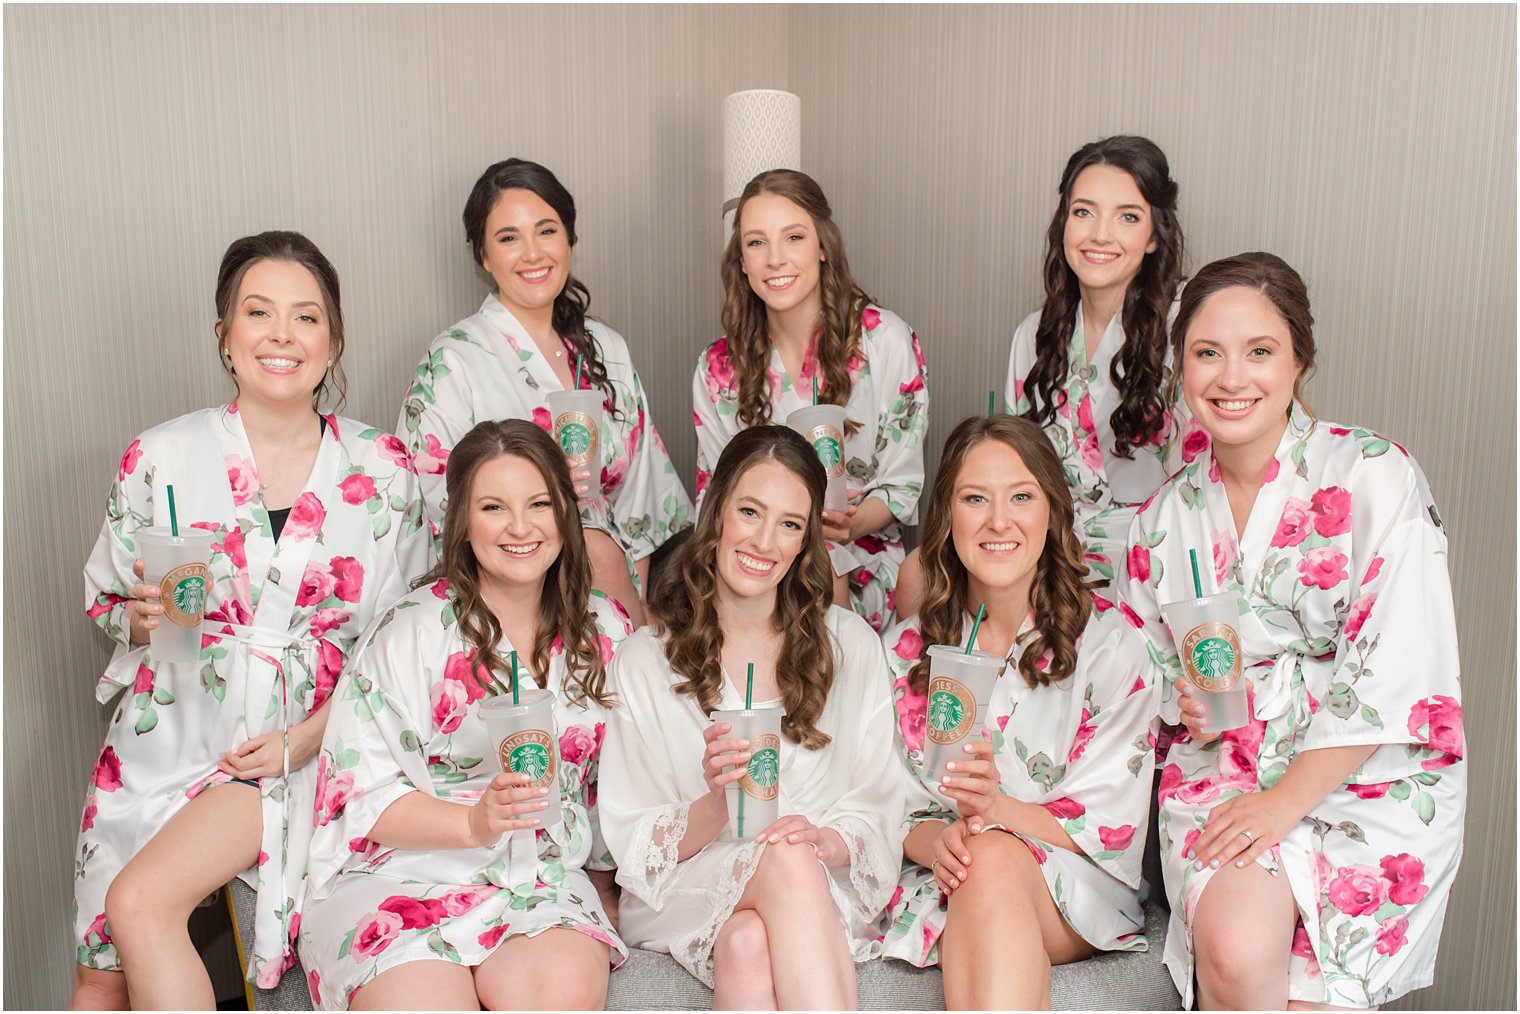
xmin=1161 ymin=592 xmax=1250 ymax=732
xmin=479 ymin=687 xmax=563 ymax=839
xmin=711 ymin=706 xmax=783 ymax=841
xmin=138 ymin=527 xmax=214 ymax=664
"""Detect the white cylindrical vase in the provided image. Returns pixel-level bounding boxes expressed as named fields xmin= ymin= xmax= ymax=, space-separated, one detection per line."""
xmin=722 ymin=89 xmax=802 ymax=241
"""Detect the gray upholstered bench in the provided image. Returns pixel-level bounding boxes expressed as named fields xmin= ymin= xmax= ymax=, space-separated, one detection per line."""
xmin=228 ymin=879 xmax=1179 ymax=1010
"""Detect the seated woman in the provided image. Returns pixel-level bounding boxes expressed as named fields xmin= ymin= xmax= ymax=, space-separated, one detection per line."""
xmin=299 ymin=420 xmax=630 ymax=1011
xmin=694 ymin=169 xmax=928 ymax=632
xmin=599 ymin=425 xmax=903 ymax=1009
xmin=71 ymin=232 xmax=426 ymax=1009
xmin=401 ymin=158 xmax=692 ymax=627
xmin=1118 ymin=253 xmax=1464 ymax=1009
xmin=879 ymin=414 xmax=1159 ymax=1009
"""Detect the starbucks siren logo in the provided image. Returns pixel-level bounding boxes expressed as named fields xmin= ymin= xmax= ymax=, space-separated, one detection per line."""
xmin=160 ymin=562 xmax=209 ymax=626
xmin=556 ymin=411 xmax=599 ymax=468
xmin=927 ymin=675 xmax=975 ymax=745
xmin=500 ymin=729 xmax=558 ymax=789
xmin=807 ymin=425 xmax=845 ymax=478
xmin=1182 ymin=622 xmax=1242 ymax=693
xmin=740 ymin=733 xmax=781 ymax=801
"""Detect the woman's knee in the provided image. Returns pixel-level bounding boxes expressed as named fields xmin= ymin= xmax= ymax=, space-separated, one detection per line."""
xmin=70 ymin=965 xmax=127 ymax=1011
xmin=752 ymin=840 xmax=831 ymax=897
xmin=714 ymin=910 xmax=771 ymax=970
xmin=965 ymin=829 xmax=1042 ymax=882
xmin=103 ymin=869 xmax=174 ymax=939
xmin=477 ymin=933 xmax=609 ymax=1010
xmin=1193 ymin=924 xmax=1276 ymax=993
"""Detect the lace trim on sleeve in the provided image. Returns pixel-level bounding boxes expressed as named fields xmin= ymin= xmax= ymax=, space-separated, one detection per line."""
xmin=616 ymin=800 xmax=692 ymax=908
xmin=830 ymin=813 xmax=897 ymax=927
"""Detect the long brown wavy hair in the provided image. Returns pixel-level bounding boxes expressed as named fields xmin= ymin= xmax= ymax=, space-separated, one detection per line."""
xmin=719 ymin=170 xmax=874 ymax=436
xmin=462 ymin=158 xmax=620 ymax=419
xmin=416 ymin=419 xmax=611 ymax=707
xmin=1022 ymin=136 xmax=1184 ymax=457
xmin=910 ymin=415 xmax=1093 ymax=694
xmin=648 ymin=426 xmax=837 ymax=748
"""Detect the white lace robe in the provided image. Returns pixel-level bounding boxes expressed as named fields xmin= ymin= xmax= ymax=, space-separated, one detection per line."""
xmin=598 ymin=606 xmax=904 ymax=986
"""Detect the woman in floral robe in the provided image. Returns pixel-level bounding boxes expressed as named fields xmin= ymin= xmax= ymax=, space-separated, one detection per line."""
xmin=1118 ymin=254 xmax=1464 ymax=1008
xmin=694 ymin=169 xmax=928 ymax=632
xmin=878 ymin=415 xmax=1158 ymax=1008
xmin=301 ymin=420 xmax=630 ymax=1010
xmin=72 ymin=233 xmax=427 ymax=1008
xmin=400 ymin=158 xmax=690 ymax=628
xmin=600 ymin=426 xmax=902 ymax=1008
xmin=895 ymin=136 xmax=1187 ymax=618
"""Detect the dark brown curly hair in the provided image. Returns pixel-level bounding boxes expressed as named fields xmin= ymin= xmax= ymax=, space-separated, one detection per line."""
xmin=462 ymin=158 xmax=620 ymax=419
xmin=648 ymin=425 xmax=837 ymax=749
xmin=416 ymin=419 xmax=611 ymax=708
xmin=1022 ymin=136 xmax=1184 ymax=457
xmin=910 ymin=415 xmax=1093 ymax=694
xmin=719 ymin=169 xmax=873 ymax=437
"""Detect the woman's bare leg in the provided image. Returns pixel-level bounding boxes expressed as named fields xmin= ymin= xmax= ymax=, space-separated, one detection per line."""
xmin=349 ymin=959 xmax=480 ymax=1011
xmin=729 ymin=841 xmax=855 ymax=1010
xmin=69 ymin=965 xmax=128 ymax=1011
xmin=940 ymin=830 xmax=1092 ymax=1010
xmin=474 ymin=927 xmax=610 ymax=1010
xmin=1191 ymin=860 xmax=1298 ymax=1010
xmin=104 ymin=783 xmax=261 ymax=1009
xmin=712 ymin=910 xmax=777 ymax=1010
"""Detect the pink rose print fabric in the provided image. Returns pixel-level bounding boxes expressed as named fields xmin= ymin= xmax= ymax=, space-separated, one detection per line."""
xmin=1115 ymin=401 xmax=1465 ymax=1007
xmin=877 ymin=608 xmax=1159 ymax=968
xmin=1005 ymin=301 xmax=1191 ymax=584
xmin=692 ymin=305 xmax=927 ymax=632
xmin=399 ymin=293 xmax=691 ymax=581
xmin=298 ymin=587 xmax=631 ymax=1009
xmin=75 ymin=404 xmax=428 ymax=987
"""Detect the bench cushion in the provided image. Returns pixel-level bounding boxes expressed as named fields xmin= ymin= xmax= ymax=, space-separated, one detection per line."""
xmin=229 ymin=880 xmax=1179 ymax=1010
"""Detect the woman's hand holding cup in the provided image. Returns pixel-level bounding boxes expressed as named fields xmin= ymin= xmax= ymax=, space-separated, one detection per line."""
xmin=701 ymin=721 xmax=751 ymax=803
xmin=468 ymin=771 xmax=551 ymax=847
xmin=1174 ymin=676 xmax=1220 ymax=743
xmin=126 ymin=559 xmax=165 ymax=646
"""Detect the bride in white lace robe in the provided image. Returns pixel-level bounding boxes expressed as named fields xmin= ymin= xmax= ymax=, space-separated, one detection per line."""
xmin=598 ymin=426 xmax=902 ymax=1006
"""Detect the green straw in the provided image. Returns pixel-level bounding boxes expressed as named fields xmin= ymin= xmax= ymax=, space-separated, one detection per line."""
xmin=1190 ymin=549 xmax=1203 ymax=598
xmin=167 ymin=484 xmax=179 ymax=537
xmin=988 ymin=389 xmax=995 ymax=417
xmin=965 ymin=603 xmax=986 ymax=653
xmin=739 ymin=662 xmax=755 ymax=838
xmin=511 ymin=650 xmax=520 ymax=705
xmin=811 ymin=375 xmax=818 ymax=405
xmin=573 ymin=355 xmax=583 ymax=389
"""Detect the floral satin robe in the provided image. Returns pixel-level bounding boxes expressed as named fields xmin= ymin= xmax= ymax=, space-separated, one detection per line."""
xmin=400 ymin=293 xmax=692 ymax=569
xmin=693 ymin=305 xmax=928 ymax=631
xmin=75 ymin=404 xmax=427 ymax=987
xmin=1118 ymin=403 xmax=1465 ymax=1007
xmin=299 ymin=584 xmax=632 ymax=1010
xmin=879 ymin=608 xmax=1159 ymax=967
xmin=1006 ymin=303 xmax=1190 ymax=583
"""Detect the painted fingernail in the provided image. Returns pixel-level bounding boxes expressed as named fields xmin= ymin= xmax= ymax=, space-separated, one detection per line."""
xmin=1194 ymin=706 xmax=1204 ymax=715
xmin=538 ymin=788 xmax=550 ymax=795
xmin=1194 ymin=860 xmax=1204 ymax=871
xmin=946 ymin=762 xmax=956 ymax=771
xmin=1235 ymin=860 xmax=1245 ymax=867
xmin=961 ymin=854 xmax=970 ymax=864
xmin=1210 ymin=859 xmax=1220 ymax=869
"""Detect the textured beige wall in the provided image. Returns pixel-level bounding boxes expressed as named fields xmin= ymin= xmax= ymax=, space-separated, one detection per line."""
xmin=5 ymin=3 xmax=1513 ymax=1010
xmin=790 ymin=4 xmax=1515 ymax=1010
xmin=2 ymin=4 xmax=786 ymax=1007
